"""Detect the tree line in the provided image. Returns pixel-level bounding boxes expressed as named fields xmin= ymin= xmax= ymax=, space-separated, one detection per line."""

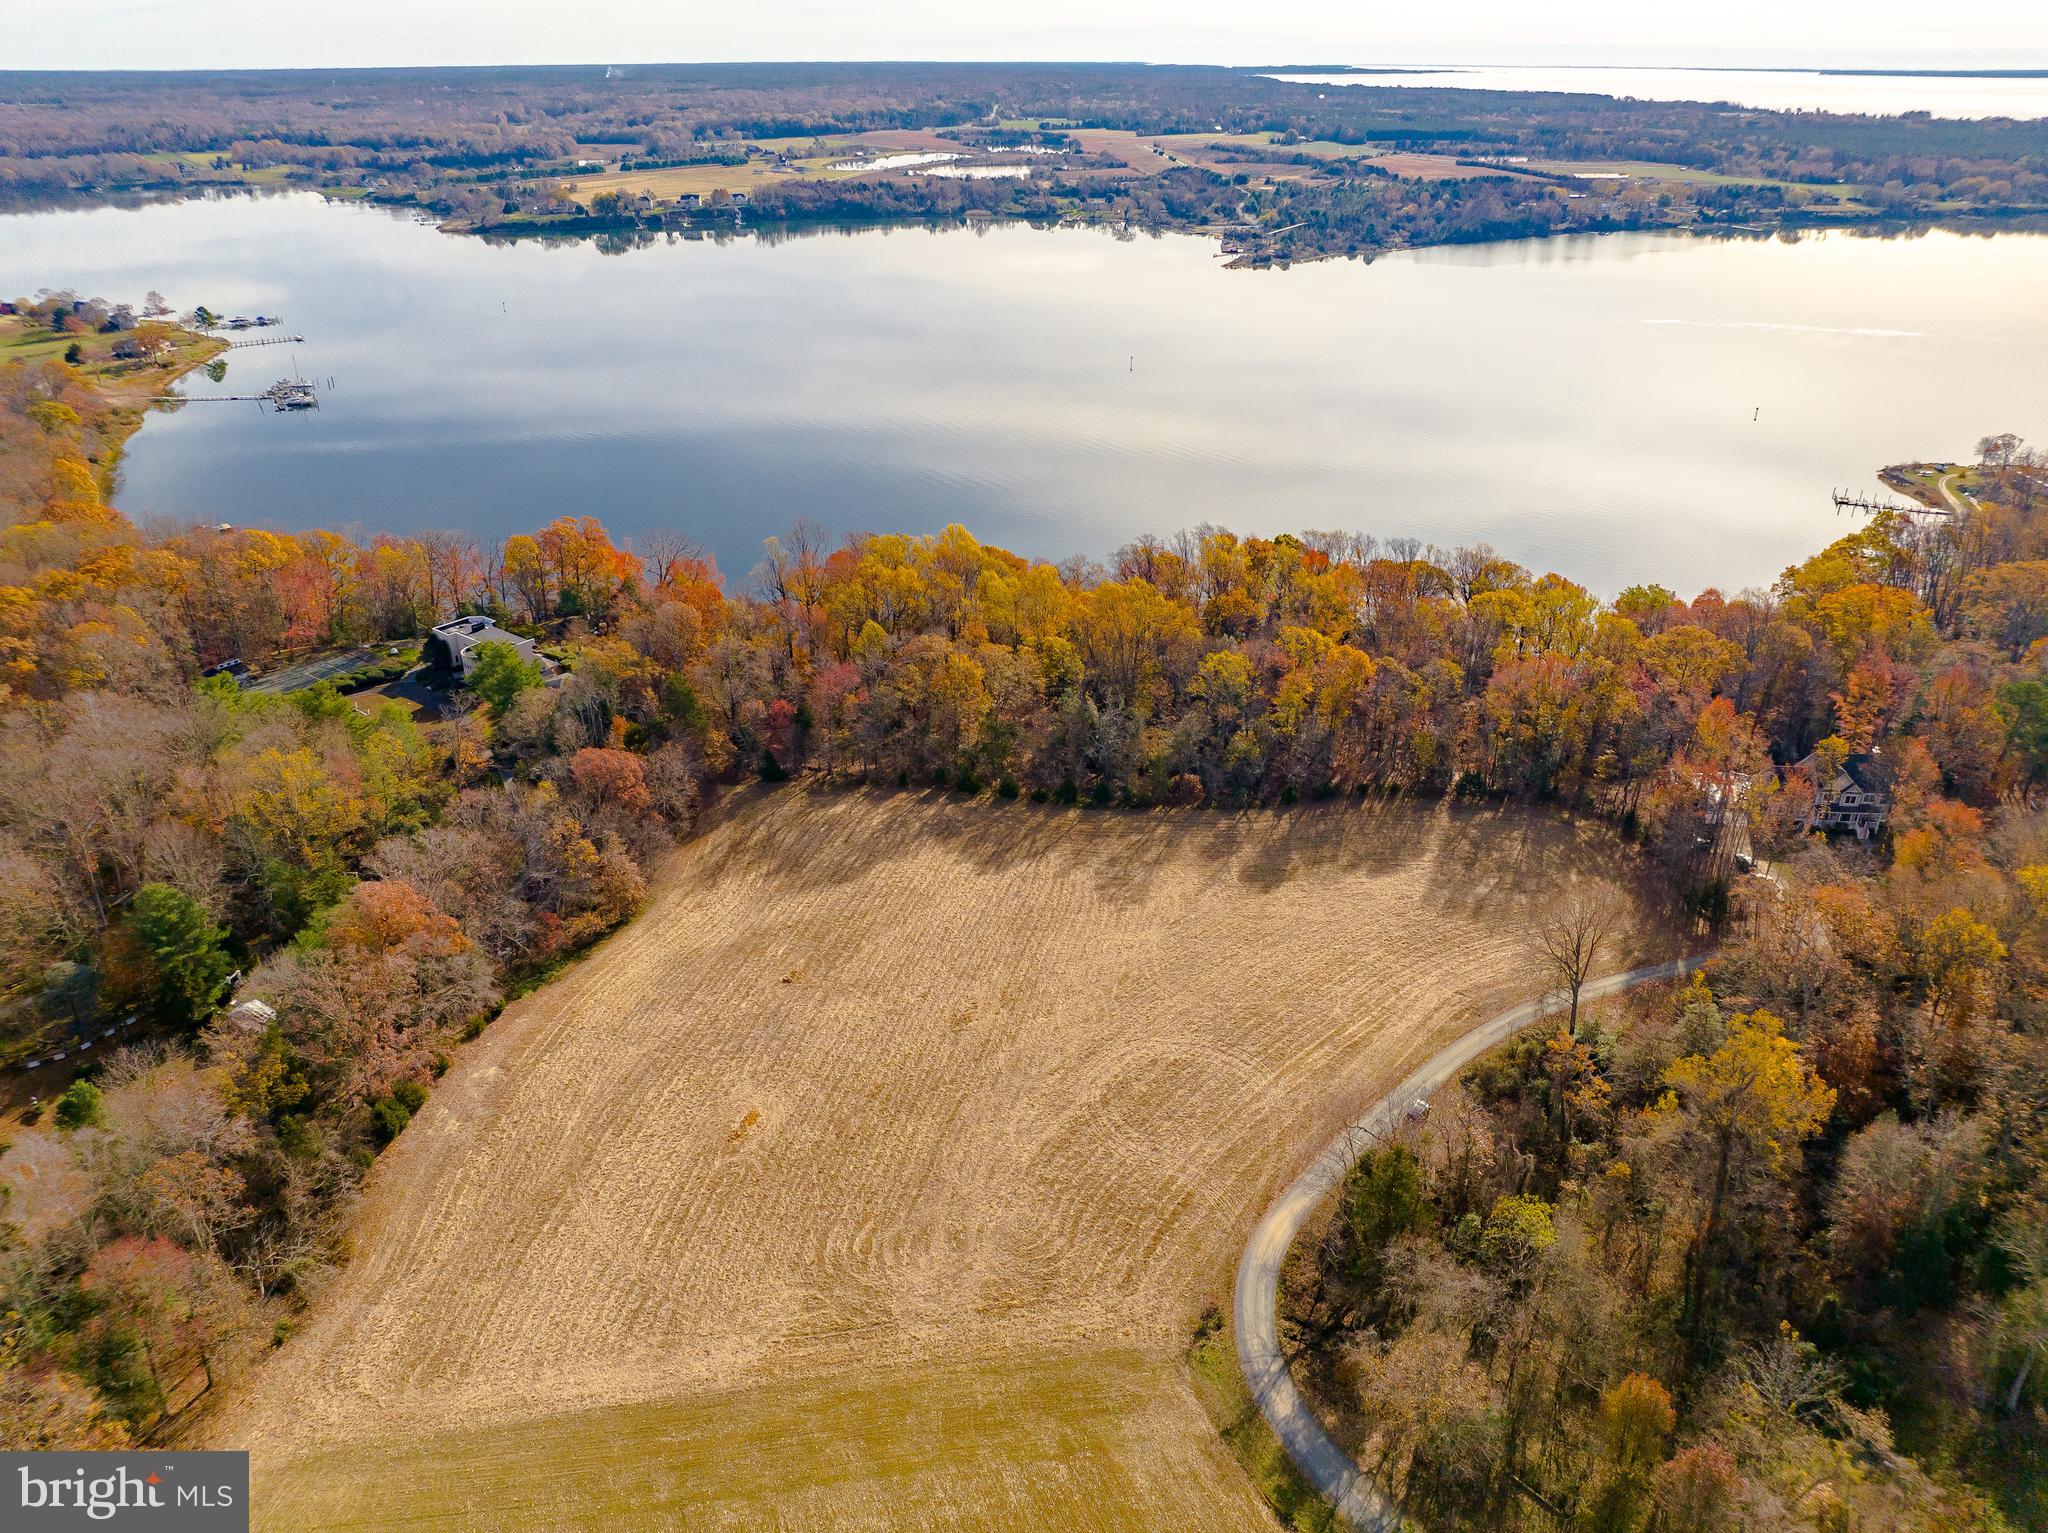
xmin=1284 ymin=814 xmax=2048 ymax=1529
xmin=4 ymin=64 xmax=2043 ymax=257
xmin=1 ymin=311 xmax=2046 ymax=1494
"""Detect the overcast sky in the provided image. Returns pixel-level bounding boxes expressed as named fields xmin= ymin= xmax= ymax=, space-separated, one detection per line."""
xmin=24 ymin=0 xmax=2048 ymax=73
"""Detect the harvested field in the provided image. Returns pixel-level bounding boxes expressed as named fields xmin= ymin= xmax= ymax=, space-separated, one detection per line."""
xmin=1366 ymin=152 xmax=1549 ymax=181
xmin=209 ymin=787 xmax=1660 ymax=1530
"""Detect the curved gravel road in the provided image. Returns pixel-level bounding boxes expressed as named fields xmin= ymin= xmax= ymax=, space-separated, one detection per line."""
xmin=1233 ymin=956 xmax=1704 ymax=1531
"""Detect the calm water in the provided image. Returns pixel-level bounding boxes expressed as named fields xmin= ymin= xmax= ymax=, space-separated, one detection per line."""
xmin=4 ymin=192 xmax=2046 ymax=594
xmin=1272 ymin=67 xmax=2048 ymax=119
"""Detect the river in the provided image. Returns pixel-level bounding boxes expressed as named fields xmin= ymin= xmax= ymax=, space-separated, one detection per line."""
xmin=5 ymin=191 xmax=2045 ymax=594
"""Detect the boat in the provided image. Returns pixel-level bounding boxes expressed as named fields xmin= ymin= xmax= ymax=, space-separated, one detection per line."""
xmin=263 ymin=376 xmax=318 ymax=410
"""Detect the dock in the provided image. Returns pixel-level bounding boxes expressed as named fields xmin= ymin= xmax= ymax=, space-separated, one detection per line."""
xmin=151 ymin=375 xmax=320 ymax=410
xmin=226 ymin=333 xmax=307 ymax=349
xmin=1833 ymin=489 xmax=1947 ymax=517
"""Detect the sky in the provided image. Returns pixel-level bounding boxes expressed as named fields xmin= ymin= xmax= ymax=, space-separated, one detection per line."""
xmin=19 ymin=0 xmax=2048 ymax=73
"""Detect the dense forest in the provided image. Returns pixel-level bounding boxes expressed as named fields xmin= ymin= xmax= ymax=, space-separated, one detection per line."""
xmin=2 ymin=64 xmax=2044 ymax=261
xmin=0 ymin=302 xmax=2045 ymax=1531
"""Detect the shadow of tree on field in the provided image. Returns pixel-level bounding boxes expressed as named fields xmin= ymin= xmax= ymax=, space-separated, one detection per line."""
xmin=680 ymin=781 xmax=1674 ymax=961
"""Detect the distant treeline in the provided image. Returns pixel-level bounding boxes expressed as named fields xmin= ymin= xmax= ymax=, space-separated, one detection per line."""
xmin=2 ymin=62 xmax=2044 ymax=209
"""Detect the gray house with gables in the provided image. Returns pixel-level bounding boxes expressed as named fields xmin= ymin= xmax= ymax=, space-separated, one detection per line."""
xmin=1796 ymin=750 xmax=1890 ymax=841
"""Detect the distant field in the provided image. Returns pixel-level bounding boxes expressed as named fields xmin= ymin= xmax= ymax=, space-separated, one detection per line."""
xmin=551 ymin=130 xmax=1735 ymax=208
xmin=563 ymin=160 xmax=800 ymax=201
xmin=561 ymin=128 xmax=970 ymax=201
xmin=1135 ymin=133 xmax=1551 ymax=183
xmin=208 ymin=787 xmax=1653 ymax=1530
xmin=1527 ymin=158 xmax=1865 ymax=199
xmin=1368 ymin=151 xmax=1548 ymax=181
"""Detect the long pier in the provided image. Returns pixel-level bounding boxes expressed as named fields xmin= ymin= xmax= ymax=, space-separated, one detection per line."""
xmin=151 ymin=376 xmax=320 ymax=409
xmin=1833 ymin=489 xmax=1947 ymax=517
xmin=150 ymin=393 xmax=281 ymax=403
xmin=225 ymin=333 xmax=306 ymax=348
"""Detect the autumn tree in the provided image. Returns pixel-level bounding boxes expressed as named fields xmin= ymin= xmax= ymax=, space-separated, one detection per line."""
xmin=1660 ymin=1008 xmax=1835 ymax=1362
xmin=1580 ymin=1372 xmax=1675 ymax=1533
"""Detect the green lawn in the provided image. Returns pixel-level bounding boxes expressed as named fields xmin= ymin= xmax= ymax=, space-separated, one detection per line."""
xmin=1187 ymin=1310 xmax=1345 ymax=1532
xmin=245 ymin=1348 xmax=1273 ymax=1532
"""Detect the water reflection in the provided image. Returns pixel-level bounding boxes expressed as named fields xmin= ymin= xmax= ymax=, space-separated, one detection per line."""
xmin=3 ymin=193 xmax=2043 ymax=596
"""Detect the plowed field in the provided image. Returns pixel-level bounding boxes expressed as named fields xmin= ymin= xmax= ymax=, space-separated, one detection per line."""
xmin=211 ymin=787 xmax=1651 ymax=1530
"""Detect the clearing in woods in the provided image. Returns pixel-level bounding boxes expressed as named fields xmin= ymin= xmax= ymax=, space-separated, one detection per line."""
xmin=208 ymin=787 xmax=1657 ymax=1530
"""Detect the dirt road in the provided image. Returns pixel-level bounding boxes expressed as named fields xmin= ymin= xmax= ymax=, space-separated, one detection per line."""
xmin=1234 ymin=957 xmax=1701 ymax=1530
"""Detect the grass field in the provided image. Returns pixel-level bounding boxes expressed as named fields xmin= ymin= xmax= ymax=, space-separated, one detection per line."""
xmin=1526 ymin=158 xmax=1866 ymax=200
xmin=560 ymin=129 xmax=973 ymax=203
xmin=206 ymin=787 xmax=1653 ymax=1530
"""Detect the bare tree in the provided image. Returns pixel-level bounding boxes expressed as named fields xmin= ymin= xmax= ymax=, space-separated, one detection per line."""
xmin=1530 ymin=888 xmax=1624 ymax=1038
xmin=638 ymin=528 xmax=712 ymax=592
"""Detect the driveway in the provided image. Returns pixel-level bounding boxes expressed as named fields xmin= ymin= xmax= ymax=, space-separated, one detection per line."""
xmin=1232 ymin=955 xmax=1703 ymax=1530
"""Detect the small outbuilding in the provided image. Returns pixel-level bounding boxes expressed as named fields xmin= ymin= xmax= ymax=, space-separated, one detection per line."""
xmin=225 ymin=998 xmax=278 ymax=1034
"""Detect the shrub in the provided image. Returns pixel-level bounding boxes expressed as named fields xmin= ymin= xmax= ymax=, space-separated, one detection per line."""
xmin=54 ymin=1078 xmax=105 ymax=1131
xmin=758 ymin=748 xmax=789 ymax=782
xmin=1279 ymin=784 xmax=1299 ymax=806
xmin=954 ymin=768 xmax=982 ymax=794
xmin=392 ymin=1078 xmax=428 ymax=1113
xmin=1454 ymin=770 xmax=1491 ymax=800
xmin=997 ymin=776 xmax=1020 ymax=799
xmin=369 ymin=1097 xmax=412 ymax=1145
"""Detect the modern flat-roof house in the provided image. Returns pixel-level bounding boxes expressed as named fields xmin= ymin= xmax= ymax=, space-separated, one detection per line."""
xmin=1797 ymin=750 xmax=1891 ymax=841
xmin=424 ymin=615 xmax=539 ymax=679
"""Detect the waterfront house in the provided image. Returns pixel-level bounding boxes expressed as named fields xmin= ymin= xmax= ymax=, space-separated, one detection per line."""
xmin=1795 ymin=750 xmax=1890 ymax=841
xmin=423 ymin=615 xmax=539 ymax=679
xmin=729 ymin=191 xmax=749 ymax=204
xmin=675 ymin=192 xmax=701 ymax=208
